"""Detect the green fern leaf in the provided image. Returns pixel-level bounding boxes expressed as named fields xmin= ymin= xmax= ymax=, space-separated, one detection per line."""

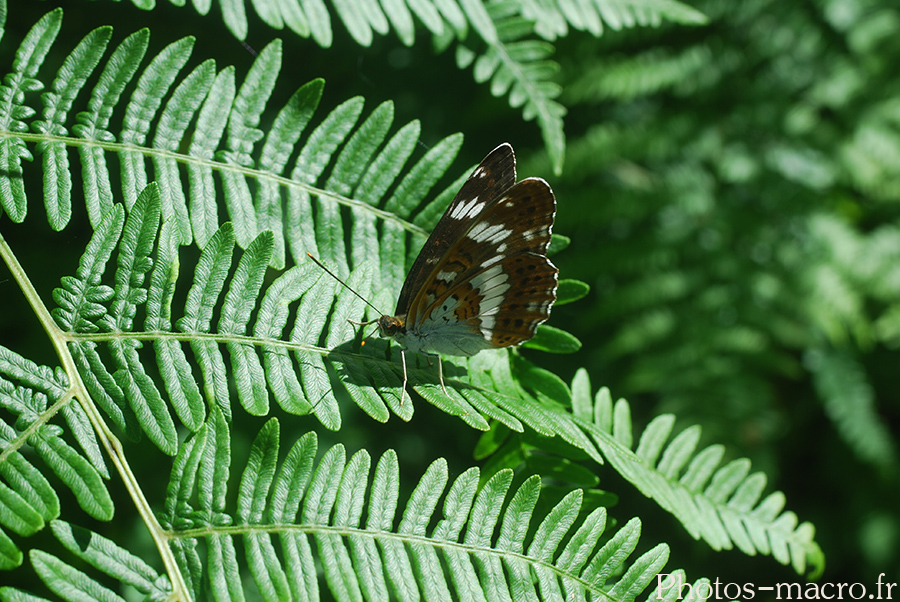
xmin=153 ymin=59 xmax=217 ymax=246
xmin=51 ymin=520 xmax=167 ymax=597
xmin=0 ymin=421 xmax=59 ymax=523
xmin=555 ymin=279 xmax=590 ymax=305
xmin=163 ymin=419 xmax=684 ymax=600
xmin=188 ymin=67 xmax=236 ymax=248
xmin=457 ymin=2 xmax=566 ymax=173
xmin=565 ymin=46 xmax=713 ymax=103
xmin=523 ymin=324 xmax=582 ymax=353
xmin=222 ymin=40 xmax=281 ymax=248
xmin=268 ymin=430 xmax=321 ymax=600
xmin=0 ymin=9 xmax=831 ymax=594
xmin=221 ymin=0 xmax=249 ymax=40
xmin=0 ymin=9 xmax=61 ymax=223
xmin=0 ymin=349 xmax=113 ymax=523
xmin=354 ymin=119 xmax=420 ymax=207
xmin=524 ymin=0 xmax=707 ymax=39
xmin=238 ymin=420 xmax=290 ymax=600
xmin=287 ymin=95 xmax=365 ymax=270
xmin=120 ymin=37 xmax=194 ymax=210
xmin=256 ymin=78 xmax=324 ymax=268
xmin=52 ymin=203 xmax=122 ymax=334
xmin=806 ymin=347 xmax=898 ymax=470
xmin=608 ymin=542 xmax=669 ymax=601
xmin=59 ymin=402 xmax=108 ymax=479
xmin=148 ymin=223 xmax=205 ymax=430
xmin=256 ymin=264 xmax=320 ymax=416
xmin=32 ymin=25 xmax=111 ymax=230
xmin=31 ymin=429 xmax=113 ymax=521
xmin=30 ymin=548 xmax=125 ymax=602
xmin=388 ymin=132 xmax=463 ymax=218
xmin=0 ymin=529 xmax=21 ymax=570
xmin=75 ymin=29 xmax=150 ymax=227
xmin=221 ymin=231 xmax=274 ymax=415
xmin=0 ymin=468 xmax=44 ymax=537
xmin=179 ymin=223 xmax=235 ymax=420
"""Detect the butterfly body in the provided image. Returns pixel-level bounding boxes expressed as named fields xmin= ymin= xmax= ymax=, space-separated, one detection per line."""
xmin=377 ymin=310 xmax=493 ymax=357
xmin=375 ymin=143 xmax=559 ymax=393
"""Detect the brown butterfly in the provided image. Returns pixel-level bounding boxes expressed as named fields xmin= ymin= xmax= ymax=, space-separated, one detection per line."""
xmin=312 ymin=143 xmax=558 ymax=402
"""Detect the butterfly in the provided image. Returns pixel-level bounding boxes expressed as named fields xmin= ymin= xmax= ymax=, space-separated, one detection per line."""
xmin=312 ymin=143 xmax=558 ymax=402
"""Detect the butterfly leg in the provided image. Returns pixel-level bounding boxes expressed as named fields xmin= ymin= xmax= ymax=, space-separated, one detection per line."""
xmin=400 ymin=349 xmax=409 ymax=406
xmin=436 ymin=354 xmax=449 ymax=397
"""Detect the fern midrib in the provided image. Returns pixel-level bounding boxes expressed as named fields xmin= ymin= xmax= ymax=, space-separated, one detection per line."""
xmin=0 ymin=388 xmax=75 ymax=465
xmin=1 ymin=130 xmax=429 ymax=236
xmin=169 ymin=521 xmax=606 ymax=594
xmin=63 ymin=330 xmax=495 ymax=392
xmin=67 ymin=330 xmax=367 ymax=362
xmin=0 ymin=229 xmax=193 ymax=600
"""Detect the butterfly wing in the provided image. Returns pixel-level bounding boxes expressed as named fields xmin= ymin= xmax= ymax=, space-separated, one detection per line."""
xmin=394 ymin=143 xmax=517 ymax=316
xmin=405 ymin=177 xmax=558 ymax=351
xmin=440 ymin=252 xmax=558 ymax=348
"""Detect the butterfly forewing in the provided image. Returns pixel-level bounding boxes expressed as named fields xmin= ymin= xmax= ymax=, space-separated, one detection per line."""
xmin=405 ymin=167 xmax=558 ymax=349
xmin=395 ymin=143 xmax=518 ymax=315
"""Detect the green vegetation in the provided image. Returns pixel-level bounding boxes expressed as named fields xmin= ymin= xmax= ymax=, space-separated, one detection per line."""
xmin=0 ymin=0 xmax=896 ymax=599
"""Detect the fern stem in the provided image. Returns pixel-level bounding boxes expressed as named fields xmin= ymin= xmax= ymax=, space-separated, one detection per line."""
xmin=0 ymin=230 xmax=193 ymax=601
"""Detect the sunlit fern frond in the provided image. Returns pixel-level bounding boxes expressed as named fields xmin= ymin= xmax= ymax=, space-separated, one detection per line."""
xmin=16 ymin=182 xmax=822 ymax=578
xmin=5 ymin=412 xmax=717 ymax=601
xmin=0 ymin=7 xmax=826 ymax=592
xmin=1 ymin=5 xmax=711 ymax=234
xmin=570 ymin=372 xmax=825 ymax=578
xmin=2 ymin=10 xmax=471 ymax=276
xmin=167 ymin=0 xmax=470 ymax=48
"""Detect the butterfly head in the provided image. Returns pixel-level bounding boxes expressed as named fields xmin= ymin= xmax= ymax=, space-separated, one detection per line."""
xmin=376 ymin=315 xmax=405 ymax=337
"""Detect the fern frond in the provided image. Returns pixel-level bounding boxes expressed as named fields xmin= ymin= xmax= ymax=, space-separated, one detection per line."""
xmin=0 ymin=5 xmax=710 ymax=221
xmin=2 ymin=14 xmax=471 ymax=275
xmin=456 ymin=1 xmax=567 ymax=174
xmin=0 ymin=9 xmax=61 ymax=224
xmin=8 ymin=413 xmax=710 ymax=599
xmin=40 ymin=520 xmax=169 ymax=599
xmin=217 ymin=0 xmax=451 ymax=47
xmin=476 ymin=367 xmax=824 ymax=578
xmin=565 ymin=45 xmax=714 ymax=103
xmin=0 ymin=348 xmax=115 ymax=569
xmin=74 ymin=28 xmax=151 ymax=228
xmin=523 ymin=0 xmax=707 ymax=40
xmin=33 ymin=24 xmax=112 ymax=231
xmin=579 ymin=377 xmax=824 ymax=578
xmin=149 ymin=412 xmax=693 ymax=600
xmin=805 ymin=347 xmax=898 ymax=472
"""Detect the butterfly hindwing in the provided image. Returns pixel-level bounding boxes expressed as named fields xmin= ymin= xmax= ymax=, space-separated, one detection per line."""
xmin=395 ymin=143 xmax=517 ymax=315
xmin=480 ymin=252 xmax=558 ymax=347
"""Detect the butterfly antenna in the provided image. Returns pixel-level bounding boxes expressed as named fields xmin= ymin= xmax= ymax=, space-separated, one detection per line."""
xmin=306 ymin=253 xmax=384 ymax=316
